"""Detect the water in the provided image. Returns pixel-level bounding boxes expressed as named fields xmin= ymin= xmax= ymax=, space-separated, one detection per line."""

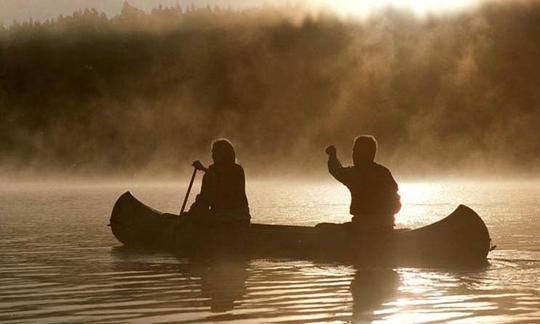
xmin=1 ymin=180 xmax=540 ymax=323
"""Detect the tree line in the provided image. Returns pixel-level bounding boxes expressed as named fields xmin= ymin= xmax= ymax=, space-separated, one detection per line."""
xmin=1 ymin=2 xmax=539 ymax=176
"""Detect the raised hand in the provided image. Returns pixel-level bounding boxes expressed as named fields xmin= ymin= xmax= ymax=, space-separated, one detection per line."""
xmin=325 ymin=145 xmax=337 ymax=156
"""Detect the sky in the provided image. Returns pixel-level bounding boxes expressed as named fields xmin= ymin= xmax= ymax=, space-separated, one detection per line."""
xmin=0 ymin=0 xmax=485 ymax=25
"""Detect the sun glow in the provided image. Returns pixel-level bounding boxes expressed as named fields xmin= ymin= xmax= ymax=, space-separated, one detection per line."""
xmin=314 ymin=0 xmax=481 ymax=16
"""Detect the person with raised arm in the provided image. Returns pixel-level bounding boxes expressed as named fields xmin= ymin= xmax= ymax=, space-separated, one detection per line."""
xmin=326 ymin=135 xmax=401 ymax=230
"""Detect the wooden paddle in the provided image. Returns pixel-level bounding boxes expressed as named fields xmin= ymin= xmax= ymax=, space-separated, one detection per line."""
xmin=180 ymin=166 xmax=198 ymax=215
xmin=179 ymin=161 xmax=208 ymax=215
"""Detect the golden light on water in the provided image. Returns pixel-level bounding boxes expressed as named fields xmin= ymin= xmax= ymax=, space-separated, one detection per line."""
xmin=313 ymin=0 xmax=481 ymax=16
xmin=395 ymin=182 xmax=446 ymax=227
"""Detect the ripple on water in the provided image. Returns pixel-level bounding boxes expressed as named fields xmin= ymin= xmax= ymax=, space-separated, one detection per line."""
xmin=2 ymin=182 xmax=540 ymax=322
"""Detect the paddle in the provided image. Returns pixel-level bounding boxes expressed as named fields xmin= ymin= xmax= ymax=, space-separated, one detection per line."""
xmin=180 ymin=166 xmax=198 ymax=215
xmin=179 ymin=161 xmax=208 ymax=215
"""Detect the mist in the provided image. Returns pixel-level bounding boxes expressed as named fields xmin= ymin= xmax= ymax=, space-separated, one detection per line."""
xmin=1 ymin=1 xmax=539 ymax=179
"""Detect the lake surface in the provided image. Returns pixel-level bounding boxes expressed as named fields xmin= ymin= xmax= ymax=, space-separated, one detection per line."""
xmin=1 ymin=180 xmax=540 ymax=323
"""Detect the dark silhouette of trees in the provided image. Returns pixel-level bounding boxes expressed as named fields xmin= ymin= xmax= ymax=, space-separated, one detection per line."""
xmin=1 ymin=2 xmax=539 ymax=176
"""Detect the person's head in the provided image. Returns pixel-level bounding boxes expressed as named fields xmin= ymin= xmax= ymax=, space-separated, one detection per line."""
xmin=212 ymin=139 xmax=236 ymax=165
xmin=353 ymin=135 xmax=377 ymax=166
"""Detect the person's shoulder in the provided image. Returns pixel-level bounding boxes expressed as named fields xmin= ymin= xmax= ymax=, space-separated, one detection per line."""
xmin=373 ymin=162 xmax=393 ymax=175
xmin=233 ymin=163 xmax=245 ymax=173
xmin=205 ymin=164 xmax=217 ymax=174
xmin=340 ymin=166 xmax=355 ymax=175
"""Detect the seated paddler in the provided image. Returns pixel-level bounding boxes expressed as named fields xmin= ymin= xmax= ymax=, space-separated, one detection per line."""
xmin=183 ymin=139 xmax=251 ymax=226
xmin=325 ymin=135 xmax=401 ymax=230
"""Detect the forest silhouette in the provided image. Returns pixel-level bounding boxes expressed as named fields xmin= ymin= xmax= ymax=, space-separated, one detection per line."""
xmin=1 ymin=1 xmax=539 ymax=177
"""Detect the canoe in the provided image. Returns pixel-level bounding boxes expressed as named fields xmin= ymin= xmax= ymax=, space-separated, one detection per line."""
xmin=110 ymin=192 xmax=492 ymax=266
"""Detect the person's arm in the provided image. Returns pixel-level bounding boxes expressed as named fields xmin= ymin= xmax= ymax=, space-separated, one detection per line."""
xmin=188 ymin=167 xmax=215 ymax=212
xmin=238 ymin=165 xmax=249 ymax=208
xmin=326 ymin=145 xmax=349 ymax=185
xmin=192 ymin=160 xmax=208 ymax=172
xmin=239 ymin=166 xmax=246 ymax=194
xmin=385 ymin=168 xmax=401 ymax=214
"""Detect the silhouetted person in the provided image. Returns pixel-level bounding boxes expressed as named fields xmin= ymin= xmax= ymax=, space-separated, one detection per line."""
xmin=326 ymin=135 xmax=400 ymax=229
xmin=184 ymin=139 xmax=250 ymax=226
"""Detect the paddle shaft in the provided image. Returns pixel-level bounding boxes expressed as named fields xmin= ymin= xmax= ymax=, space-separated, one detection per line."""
xmin=180 ymin=167 xmax=197 ymax=215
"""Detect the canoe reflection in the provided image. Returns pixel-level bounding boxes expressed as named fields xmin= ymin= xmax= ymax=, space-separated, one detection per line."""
xmin=110 ymin=247 xmax=402 ymax=321
xmin=351 ymin=268 xmax=400 ymax=321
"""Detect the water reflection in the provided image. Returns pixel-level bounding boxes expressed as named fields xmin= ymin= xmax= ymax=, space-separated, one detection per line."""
xmin=108 ymin=247 xmax=540 ymax=323
xmin=3 ymin=182 xmax=540 ymax=322
xmin=351 ymin=268 xmax=400 ymax=322
xmin=110 ymin=247 xmax=403 ymax=322
xmin=185 ymin=258 xmax=248 ymax=313
xmin=2 ymin=243 xmax=540 ymax=323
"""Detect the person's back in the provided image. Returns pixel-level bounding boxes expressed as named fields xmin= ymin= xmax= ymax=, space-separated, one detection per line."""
xmin=326 ymin=135 xmax=400 ymax=229
xmin=187 ymin=139 xmax=250 ymax=225
xmin=195 ymin=163 xmax=249 ymax=213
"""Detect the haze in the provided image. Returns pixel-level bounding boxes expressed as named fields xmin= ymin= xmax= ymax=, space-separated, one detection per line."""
xmin=0 ymin=0 xmax=539 ymax=179
xmin=0 ymin=0 xmax=286 ymax=25
xmin=0 ymin=0 xmax=486 ymax=25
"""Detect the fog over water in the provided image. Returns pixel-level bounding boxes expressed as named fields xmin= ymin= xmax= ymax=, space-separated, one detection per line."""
xmin=1 ymin=4 xmax=540 ymax=322
xmin=2 ymin=3 xmax=540 ymax=323
xmin=1 ymin=0 xmax=539 ymax=179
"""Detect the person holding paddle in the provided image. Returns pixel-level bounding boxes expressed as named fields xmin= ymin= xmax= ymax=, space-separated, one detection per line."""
xmin=181 ymin=139 xmax=250 ymax=226
xmin=326 ymin=135 xmax=401 ymax=230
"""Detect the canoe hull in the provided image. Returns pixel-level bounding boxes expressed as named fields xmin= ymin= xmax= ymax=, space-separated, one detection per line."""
xmin=110 ymin=192 xmax=491 ymax=266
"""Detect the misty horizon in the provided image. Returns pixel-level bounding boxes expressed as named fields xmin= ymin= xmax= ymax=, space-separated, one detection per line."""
xmin=0 ymin=0 xmax=291 ymax=25
xmin=0 ymin=0 xmax=487 ymax=26
xmin=1 ymin=1 xmax=539 ymax=179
